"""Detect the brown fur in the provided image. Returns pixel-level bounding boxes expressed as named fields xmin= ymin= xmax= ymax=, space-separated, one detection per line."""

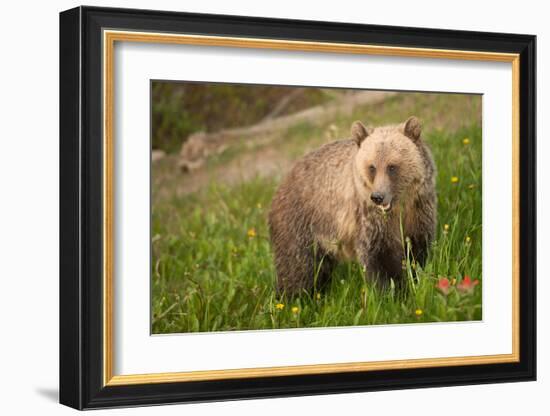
xmin=268 ymin=116 xmax=437 ymax=295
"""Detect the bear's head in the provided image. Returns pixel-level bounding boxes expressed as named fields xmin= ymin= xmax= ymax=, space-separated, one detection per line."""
xmin=351 ymin=116 xmax=425 ymax=213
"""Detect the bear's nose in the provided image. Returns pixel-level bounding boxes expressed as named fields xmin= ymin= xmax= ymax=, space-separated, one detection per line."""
xmin=370 ymin=192 xmax=385 ymax=205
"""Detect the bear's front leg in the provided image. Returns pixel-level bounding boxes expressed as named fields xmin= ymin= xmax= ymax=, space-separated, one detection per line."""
xmin=407 ymin=194 xmax=437 ymax=268
xmin=356 ymin=235 xmax=404 ymax=287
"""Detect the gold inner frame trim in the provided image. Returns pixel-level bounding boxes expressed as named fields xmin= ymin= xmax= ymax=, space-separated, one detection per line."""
xmin=103 ymin=29 xmax=520 ymax=387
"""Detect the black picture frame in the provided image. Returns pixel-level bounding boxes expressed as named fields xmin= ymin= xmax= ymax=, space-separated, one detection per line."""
xmin=60 ymin=5 xmax=536 ymax=410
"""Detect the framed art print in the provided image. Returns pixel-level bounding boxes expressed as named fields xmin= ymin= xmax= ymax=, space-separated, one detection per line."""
xmin=59 ymin=6 xmax=536 ymax=410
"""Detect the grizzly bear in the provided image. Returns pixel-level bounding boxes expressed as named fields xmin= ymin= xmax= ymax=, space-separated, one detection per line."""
xmin=268 ymin=116 xmax=436 ymax=295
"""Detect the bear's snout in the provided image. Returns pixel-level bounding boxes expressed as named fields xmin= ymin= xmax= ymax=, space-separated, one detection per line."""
xmin=370 ymin=192 xmax=385 ymax=205
xmin=370 ymin=192 xmax=393 ymax=212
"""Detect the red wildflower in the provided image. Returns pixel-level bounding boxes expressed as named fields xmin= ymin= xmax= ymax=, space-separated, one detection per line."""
xmin=457 ymin=275 xmax=479 ymax=294
xmin=436 ymin=277 xmax=451 ymax=295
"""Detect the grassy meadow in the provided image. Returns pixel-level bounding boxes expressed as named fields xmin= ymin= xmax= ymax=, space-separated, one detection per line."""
xmin=151 ymin=90 xmax=482 ymax=334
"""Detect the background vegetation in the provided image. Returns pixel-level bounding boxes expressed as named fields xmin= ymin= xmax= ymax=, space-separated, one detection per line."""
xmin=152 ymin=81 xmax=329 ymax=153
xmin=151 ymin=86 xmax=482 ymax=334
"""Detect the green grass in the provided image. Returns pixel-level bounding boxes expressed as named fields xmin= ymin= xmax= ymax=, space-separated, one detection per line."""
xmin=152 ymin=95 xmax=482 ymax=334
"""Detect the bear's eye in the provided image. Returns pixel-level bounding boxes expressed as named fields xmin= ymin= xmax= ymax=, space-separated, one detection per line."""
xmin=368 ymin=165 xmax=376 ymax=174
xmin=387 ymin=164 xmax=398 ymax=174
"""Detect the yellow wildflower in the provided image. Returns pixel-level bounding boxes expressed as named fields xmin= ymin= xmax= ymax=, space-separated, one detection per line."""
xmin=291 ymin=306 xmax=299 ymax=314
xmin=451 ymin=176 xmax=459 ymax=184
xmin=275 ymin=303 xmax=285 ymax=310
xmin=463 ymin=138 xmax=470 ymax=145
xmin=415 ymin=308 xmax=423 ymax=316
xmin=316 ymin=293 xmax=321 ymax=300
xmin=444 ymin=224 xmax=450 ymax=232
xmin=247 ymin=228 xmax=257 ymax=238
xmin=466 ymin=236 xmax=471 ymax=243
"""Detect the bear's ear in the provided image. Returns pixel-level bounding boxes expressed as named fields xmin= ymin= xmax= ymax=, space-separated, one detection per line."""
xmin=402 ymin=116 xmax=422 ymax=142
xmin=351 ymin=121 xmax=369 ymax=145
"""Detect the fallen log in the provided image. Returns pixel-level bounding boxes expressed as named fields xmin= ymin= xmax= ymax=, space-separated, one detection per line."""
xmin=178 ymin=91 xmax=395 ymax=173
